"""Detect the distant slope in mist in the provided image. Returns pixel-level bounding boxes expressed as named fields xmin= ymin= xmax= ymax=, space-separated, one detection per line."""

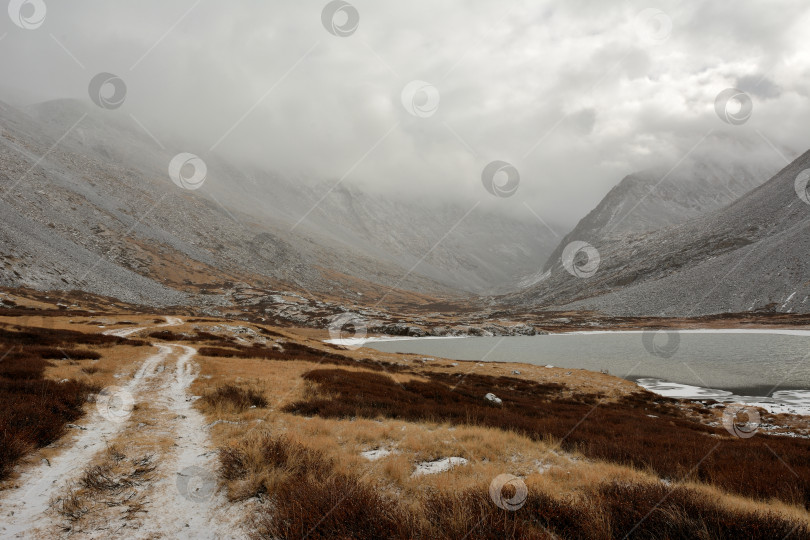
xmin=506 ymin=149 xmax=810 ymax=316
xmin=0 ymin=99 xmax=560 ymax=306
xmin=539 ymin=153 xmax=783 ymax=275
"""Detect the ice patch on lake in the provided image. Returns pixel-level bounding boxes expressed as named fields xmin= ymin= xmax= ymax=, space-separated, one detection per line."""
xmin=637 ymin=378 xmax=810 ymax=416
xmin=559 ymin=328 xmax=810 ymax=337
xmin=325 ymin=335 xmax=467 ymax=347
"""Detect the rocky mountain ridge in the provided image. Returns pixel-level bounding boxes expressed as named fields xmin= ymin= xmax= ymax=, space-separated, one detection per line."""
xmin=506 ymin=149 xmax=810 ymax=316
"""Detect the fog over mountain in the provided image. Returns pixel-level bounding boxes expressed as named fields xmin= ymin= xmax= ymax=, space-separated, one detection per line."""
xmin=1 ymin=0 xmax=810 ymax=312
xmin=5 ymin=5 xmax=810 ymax=538
xmin=507 ymin=148 xmax=810 ymax=315
xmin=1 ymin=0 xmax=809 ymax=229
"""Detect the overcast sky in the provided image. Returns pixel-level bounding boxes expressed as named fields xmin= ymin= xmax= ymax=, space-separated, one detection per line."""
xmin=1 ymin=0 xmax=809 ymax=226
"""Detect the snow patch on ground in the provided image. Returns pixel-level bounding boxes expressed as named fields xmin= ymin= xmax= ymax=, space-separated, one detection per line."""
xmin=360 ymin=448 xmax=395 ymax=461
xmin=534 ymin=460 xmax=552 ymax=474
xmin=411 ymin=457 xmax=469 ymax=477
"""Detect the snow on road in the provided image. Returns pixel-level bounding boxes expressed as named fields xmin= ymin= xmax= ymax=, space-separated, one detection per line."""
xmin=102 ymin=316 xmax=183 ymax=338
xmin=0 ymin=318 xmax=245 ymax=539
xmin=133 ymin=345 xmax=243 ymax=539
xmin=0 ymin=344 xmax=173 ymax=538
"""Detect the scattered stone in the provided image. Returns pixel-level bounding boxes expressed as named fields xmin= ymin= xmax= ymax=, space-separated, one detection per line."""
xmin=371 ymin=323 xmax=427 ymax=337
xmin=484 ymin=393 xmax=503 ymax=405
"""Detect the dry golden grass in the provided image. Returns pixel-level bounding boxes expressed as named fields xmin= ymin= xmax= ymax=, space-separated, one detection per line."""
xmin=1 ymin=301 xmax=807 ymax=537
xmin=190 ymin=340 xmax=810 ymax=535
xmin=43 ymin=345 xmax=153 ymax=389
xmin=217 ymin=426 xmax=810 ymax=539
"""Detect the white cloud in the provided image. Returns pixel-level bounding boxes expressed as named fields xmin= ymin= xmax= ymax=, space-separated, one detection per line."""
xmin=0 ymin=0 xmax=808 ymax=226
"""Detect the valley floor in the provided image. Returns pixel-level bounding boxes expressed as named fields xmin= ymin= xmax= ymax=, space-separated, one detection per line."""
xmin=0 ymin=291 xmax=808 ymax=539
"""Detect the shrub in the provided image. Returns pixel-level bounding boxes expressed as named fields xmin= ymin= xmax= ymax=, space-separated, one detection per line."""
xmin=599 ymin=482 xmax=810 ymax=539
xmin=197 ymin=342 xmax=399 ymax=372
xmin=201 ymin=384 xmax=267 ymax=412
xmin=256 ymin=472 xmax=413 ymax=540
xmin=33 ymin=347 xmax=101 ymax=360
xmin=0 ymin=379 xmax=96 ymax=479
xmin=0 ymin=324 xmax=106 ymax=479
xmin=222 ymin=433 xmax=413 ymax=539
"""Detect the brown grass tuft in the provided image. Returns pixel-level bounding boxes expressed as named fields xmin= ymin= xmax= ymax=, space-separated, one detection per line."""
xmin=0 ymin=378 xmax=96 ymax=479
xmin=55 ymin=446 xmax=157 ymax=533
xmin=200 ymin=384 xmax=268 ymax=413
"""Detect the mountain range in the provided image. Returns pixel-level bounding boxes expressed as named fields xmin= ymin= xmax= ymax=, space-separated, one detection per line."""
xmin=0 ymin=99 xmax=559 ymax=307
xmin=0 ymin=98 xmax=805 ymax=318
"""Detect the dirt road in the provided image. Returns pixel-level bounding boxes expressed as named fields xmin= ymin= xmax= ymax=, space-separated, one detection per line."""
xmin=0 ymin=319 xmax=244 ymax=539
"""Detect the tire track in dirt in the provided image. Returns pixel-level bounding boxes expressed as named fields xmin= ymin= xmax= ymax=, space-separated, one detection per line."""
xmin=0 ymin=343 xmax=173 ymax=538
xmin=0 ymin=317 xmax=240 ymax=539
xmin=128 ymin=345 xmax=245 ymax=539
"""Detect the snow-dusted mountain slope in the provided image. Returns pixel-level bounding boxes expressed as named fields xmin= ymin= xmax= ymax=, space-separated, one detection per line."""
xmin=506 ymin=149 xmax=810 ymax=316
xmin=0 ymin=99 xmax=560 ymax=304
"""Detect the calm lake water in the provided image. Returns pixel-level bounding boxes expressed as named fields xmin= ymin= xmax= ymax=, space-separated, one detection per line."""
xmin=363 ymin=331 xmax=810 ymax=411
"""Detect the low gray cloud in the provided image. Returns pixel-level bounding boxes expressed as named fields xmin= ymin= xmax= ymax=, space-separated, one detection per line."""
xmin=0 ymin=0 xmax=808 ymax=227
xmin=736 ymin=75 xmax=781 ymax=100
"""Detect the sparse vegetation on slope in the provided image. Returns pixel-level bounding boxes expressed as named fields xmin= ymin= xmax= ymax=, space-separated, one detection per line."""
xmin=218 ymin=431 xmax=809 ymax=539
xmin=285 ymin=367 xmax=810 ymax=507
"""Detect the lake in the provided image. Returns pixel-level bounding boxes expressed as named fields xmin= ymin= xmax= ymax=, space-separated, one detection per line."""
xmin=360 ymin=330 xmax=810 ymax=415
